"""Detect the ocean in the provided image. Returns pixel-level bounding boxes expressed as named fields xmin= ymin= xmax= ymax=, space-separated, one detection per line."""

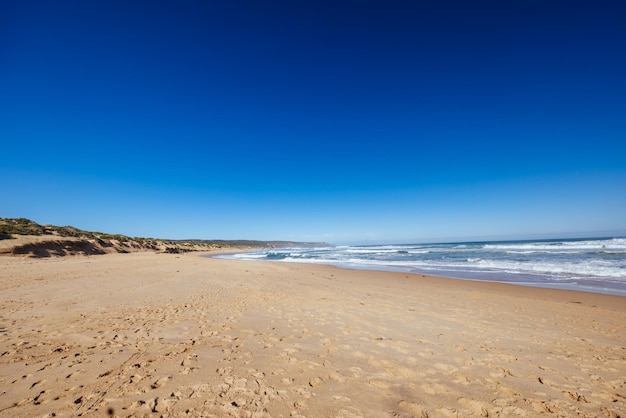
xmin=219 ymin=237 xmax=626 ymax=296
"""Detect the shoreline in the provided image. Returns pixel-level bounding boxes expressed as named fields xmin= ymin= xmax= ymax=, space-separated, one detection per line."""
xmin=216 ymin=238 xmax=626 ymax=297
xmin=218 ymin=254 xmax=626 ymax=298
xmin=323 ymin=263 xmax=626 ymax=298
xmin=1 ymin=252 xmax=624 ymax=417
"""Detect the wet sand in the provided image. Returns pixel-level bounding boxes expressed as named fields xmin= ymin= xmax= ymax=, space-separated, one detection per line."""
xmin=1 ymin=252 xmax=625 ymax=417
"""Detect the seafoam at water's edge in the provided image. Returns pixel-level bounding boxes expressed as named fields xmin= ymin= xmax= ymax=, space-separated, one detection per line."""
xmin=217 ymin=237 xmax=626 ymax=296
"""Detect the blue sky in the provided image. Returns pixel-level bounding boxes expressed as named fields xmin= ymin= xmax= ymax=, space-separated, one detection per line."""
xmin=2 ymin=1 xmax=625 ymax=244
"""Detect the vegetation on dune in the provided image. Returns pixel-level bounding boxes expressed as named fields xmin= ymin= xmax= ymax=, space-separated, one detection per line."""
xmin=1 ymin=218 xmax=163 ymax=245
xmin=0 ymin=218 xmax=48 ymax=236
xmin=0 ymin=217 xmax=330 ymax=257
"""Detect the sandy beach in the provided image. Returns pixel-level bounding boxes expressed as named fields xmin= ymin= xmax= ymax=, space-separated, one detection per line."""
xmin=1 ymin=252 xmax=624 ymax=417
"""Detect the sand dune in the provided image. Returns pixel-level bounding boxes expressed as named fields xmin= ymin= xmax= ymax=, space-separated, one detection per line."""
xmin=1 ymin=252 xmax=624 ymax=417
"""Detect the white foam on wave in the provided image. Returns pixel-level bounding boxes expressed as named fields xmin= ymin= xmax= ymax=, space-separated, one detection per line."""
xmin=468 ymin=258 xmax=626 ymax=278
xmin=345 ymin=248 xmax=400 ymax=254
xmin=320 ymin=257 xmax=626 ymax=279
xmin=227 ymin=252 xmax=267 ymax=259
xmin=219 ymin=237 xmax=626 ymax=295
xmin=484 ymin=238 xmax=626 ymax=252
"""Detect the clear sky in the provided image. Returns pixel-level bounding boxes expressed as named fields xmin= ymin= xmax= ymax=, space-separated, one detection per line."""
xmin=2 ymin=1 xmax=625 ymax=244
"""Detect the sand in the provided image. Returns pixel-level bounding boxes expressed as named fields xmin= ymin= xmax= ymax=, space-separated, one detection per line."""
xmin=0 ymin=252 xmax=624 ymax=417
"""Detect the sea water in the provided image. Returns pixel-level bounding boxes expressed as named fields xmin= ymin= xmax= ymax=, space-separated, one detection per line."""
xmin=219 ymin=237 xmax=626 ymax=296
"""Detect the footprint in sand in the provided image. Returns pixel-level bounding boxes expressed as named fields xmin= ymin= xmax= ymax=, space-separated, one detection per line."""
xmin=458 ymin=397 xmax=490 ymax=417
xmin=151 ymin=376 xmax=169 ymax=389
xmin=420 ymin=382 xmax=447 ymax=395
xmin=368 ymin=379 xmax=392 ymax=389
xmin=328 ymin=371 xmax=345 ymax=383
xmin=336 ymin=406 xmax=365 ymax=417
xmin=398 ymin=400 xmax=429 ymax=417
